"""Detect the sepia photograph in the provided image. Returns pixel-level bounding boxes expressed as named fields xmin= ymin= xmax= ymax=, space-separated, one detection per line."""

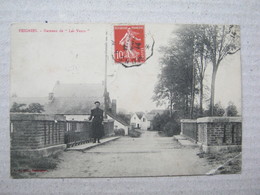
xmin=10 ymin=23 xmax=241 ymax=178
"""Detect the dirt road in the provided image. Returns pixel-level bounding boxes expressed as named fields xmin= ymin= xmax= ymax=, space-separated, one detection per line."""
xmin=40 ymin=131 xmax=216 ymax=177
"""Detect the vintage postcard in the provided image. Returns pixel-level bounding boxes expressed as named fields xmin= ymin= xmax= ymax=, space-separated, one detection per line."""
xmin=10 ymin=23 xmax=241 ymax=178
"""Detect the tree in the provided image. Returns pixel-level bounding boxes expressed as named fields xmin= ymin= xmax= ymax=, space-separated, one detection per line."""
xmin=10 ymin=102 xmax=27 ymax=113
xmin=152 ymin=111 xmax=171 ymax=131
xmin=154 ymin=24 xmax=240 ymax=120
xmin=204 ymin=25 xmax=240 ymax=116
xmin=27 ymin=103 xmax=45 ymax=113
xmin=226 ymin=102 xmax=238 ymax=116
xmin=154 ymin=26 xmax=198 ymax=119
xmin=116 ymin=112 xmax=131 ymax=124
xmin=193 ymin=25 xmax=210 ymax=115
xmin=205 ymin=102 xmax=225 ymax=116
xmin=10 ymin=102 xmax=45 ymax=113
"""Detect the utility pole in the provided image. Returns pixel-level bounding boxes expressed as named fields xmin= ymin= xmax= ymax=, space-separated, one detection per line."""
xmin=104 ymin=31 xmax=108 ymax=118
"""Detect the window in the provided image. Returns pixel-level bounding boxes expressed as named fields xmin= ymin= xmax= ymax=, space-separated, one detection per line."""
xmin=143 ymin=118 xmax=145 ymax=122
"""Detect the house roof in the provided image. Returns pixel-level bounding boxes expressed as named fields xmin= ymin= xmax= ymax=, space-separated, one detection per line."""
xmin=45 ymin=82 xmax=105 ymax=114
xmin=53 ymin=82 xmax=104 ymax=98
xmin=107 ymin=112 xmax=129 ymax=126
xmin=45 ymin=97 xmax=104 ymax=114
xmin=135 ymin=112 xmax=145 ymax=119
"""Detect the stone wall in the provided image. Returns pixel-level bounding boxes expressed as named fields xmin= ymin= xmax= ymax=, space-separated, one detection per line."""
xmin=197 ymin=117 xmax=242 ymax=153
xmin=10 ymin=113 xmax=67 ymax=157
xmin=104 ymin=119 xmax=115 ymax=136
xmin=11 ymin=113 xmax=116 ymax=156
xmin=180 ymin=119 xmax=197 ymax=142
xmin=180 ymin=117 xmax=242 ymax=153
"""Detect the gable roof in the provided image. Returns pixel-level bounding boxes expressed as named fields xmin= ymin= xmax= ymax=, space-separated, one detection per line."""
xmin=107 ymin=112 xmax=129 ymax=126
xmin=135 ymin=112 xmax=145 ymax=119
xmin=53 ymin=82 xmax=104 ymax=98
xmin=45 ymin=82 xmax=105 ymax=114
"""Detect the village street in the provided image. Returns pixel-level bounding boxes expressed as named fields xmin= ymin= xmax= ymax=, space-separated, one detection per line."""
xmin=40 ymin=131 xmax=217 ymax=178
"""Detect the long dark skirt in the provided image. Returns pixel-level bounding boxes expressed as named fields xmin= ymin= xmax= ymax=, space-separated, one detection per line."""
xmin=91 ymin=121 xmax=104 ymax=139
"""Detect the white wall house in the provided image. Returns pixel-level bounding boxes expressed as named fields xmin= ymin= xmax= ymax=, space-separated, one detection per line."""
xmin=130 ymin=113 xmax=142 ymax=129
xmin=130 ymin=112 xmax=156 ymax=130
xmin=140 ymin=115 xmax=150 ymax=130
xmin=107 ymin=113 xmax=129 ymax=135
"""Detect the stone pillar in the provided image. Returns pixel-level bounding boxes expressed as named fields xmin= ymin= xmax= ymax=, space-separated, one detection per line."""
xmin=197 ymin=117 xmax=242 ymax=153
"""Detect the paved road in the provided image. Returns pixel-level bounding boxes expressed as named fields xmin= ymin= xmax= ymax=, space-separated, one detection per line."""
xmin=40 ymin=131 xmax=216 ymax=177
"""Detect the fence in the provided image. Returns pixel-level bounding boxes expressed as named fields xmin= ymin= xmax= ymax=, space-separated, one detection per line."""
xmin=64 ymin=119 xmax=114 ymax=148
xmin=180 ymin=119 xmax=197 ymax=142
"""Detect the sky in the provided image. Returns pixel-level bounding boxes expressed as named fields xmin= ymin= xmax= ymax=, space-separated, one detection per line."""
xmin=11 ymin=23 xmax=241 ymax=113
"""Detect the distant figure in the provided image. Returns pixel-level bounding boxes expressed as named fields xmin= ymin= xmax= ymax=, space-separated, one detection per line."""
xmin=89 ymin=101 xmax=104 ymax=143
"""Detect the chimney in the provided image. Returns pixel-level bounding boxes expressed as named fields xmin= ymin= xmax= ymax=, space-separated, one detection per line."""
xmin=112 ymin=99 xmax=117 ymax=115
xmin=49 ymin=92 xmax=54 ymax=101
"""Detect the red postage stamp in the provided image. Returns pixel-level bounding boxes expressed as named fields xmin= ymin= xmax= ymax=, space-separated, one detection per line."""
xmin=114 ymin=25 xmax=145 ymax=64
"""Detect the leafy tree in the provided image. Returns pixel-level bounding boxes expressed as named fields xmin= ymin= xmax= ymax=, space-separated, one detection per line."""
xmin=27 ymin=103 xmax=45 ymax=113
xmin=204 ymin=25 xmax=240 ymax=115
xmin=154 ymin=24 xmax=240 ymax=120
xmin=10 ymin=102 xmax=27 ymax=112
xmin=226 ymin=101 xmax=238 ymax=116
xmin=163 ymin=121 xmax=180 ymax=136
xmin=205 ymin=102 xmax=225 ymax=116
xmin=193 ymin=25 xmax=210 ymax=115
xmin=10 ymin=102 xmax=45 ymax=113
xmin=152 ymin=111 xmax=171 ymax=131
xmin=116 ymin=112 xmax=131 ymax=124
xmin=154 ymin=26 xmax=198 ymax=119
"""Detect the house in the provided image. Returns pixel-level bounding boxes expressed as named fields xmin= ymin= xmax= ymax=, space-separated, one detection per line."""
xmin=140 ymin=113 xmax=156 ymax=130
xmin=107 ymin=112 xmax=130 ymax=135
xmin=130 ymin=112 xmax=142 ymax=129
xmin=46 ymin=81 xmax=105 ymax=114
xmin=130 ymin=110 xmax=168 ymax=130
xmin=63 ymin=114 xmax=90 ymax=121
xmin=130 ymin=112 xmax=154 ymax=130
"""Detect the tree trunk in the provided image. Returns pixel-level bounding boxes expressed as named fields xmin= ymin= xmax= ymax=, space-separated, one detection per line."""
xmin=170 ymin=98 xmax=173 ymax=118
xmin=210 ymin=67 xmax=217 ymax=116
xmin=185 ymin=94 xmax=189 ymax=117
xmin=190 ymin=57 xmax=196 ymax=119
xmin=199 ymin=80 xmax=203 ymax=115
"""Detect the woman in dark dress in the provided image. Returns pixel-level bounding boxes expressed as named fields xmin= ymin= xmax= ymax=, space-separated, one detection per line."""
xmin=88 ymin=101 xmax=104 ymax=143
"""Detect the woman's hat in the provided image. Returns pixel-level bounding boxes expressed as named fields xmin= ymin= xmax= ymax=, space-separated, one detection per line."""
xmin=94 ymin=101 xmax=100 ymax=104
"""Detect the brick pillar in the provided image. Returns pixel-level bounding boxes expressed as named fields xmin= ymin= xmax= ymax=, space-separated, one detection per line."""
xmin=197 ymin=117 xmax=242 ymax=153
